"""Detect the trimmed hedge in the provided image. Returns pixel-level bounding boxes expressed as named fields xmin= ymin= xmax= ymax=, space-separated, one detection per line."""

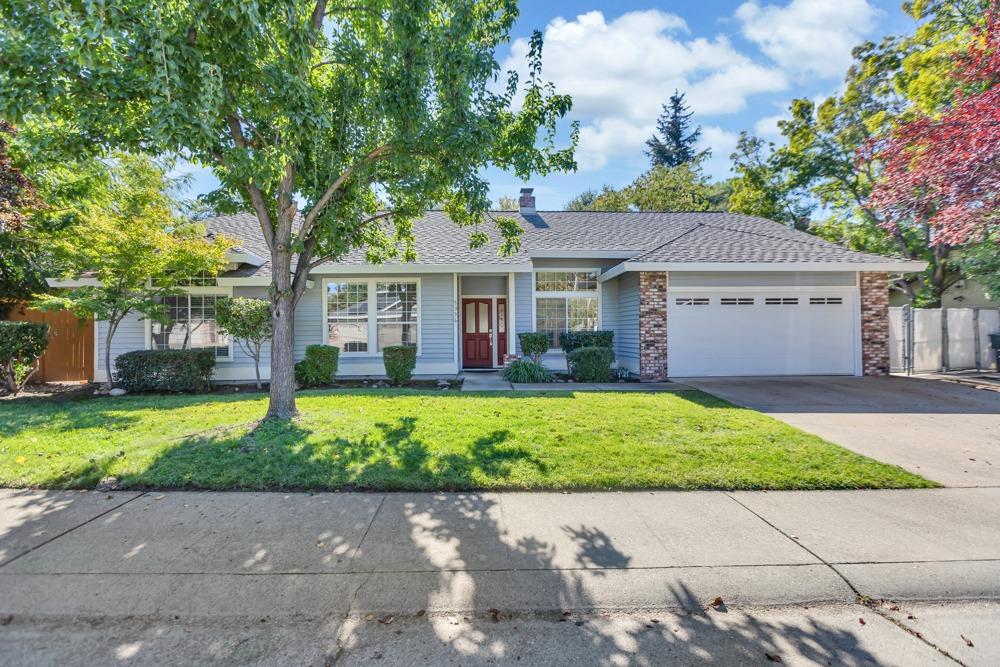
xmin=558 ymin=330 xmax=614 ymax=353
xmin=295 ymin=344 xmax=339 ymax=387
xmin=502 ymin=358 xmax=551 ymax=383
xmin=115 ymin=349 xmax=216 ymax=393
xmin=0 ymin=321 xmax=50 ymax=395
xmin=566 ymin=345 xmax=615 ymax=382
xmin=383 ymin=344 xmax=417 ymax=384
xmin=518 ymin=332 xmax=549 ymax=362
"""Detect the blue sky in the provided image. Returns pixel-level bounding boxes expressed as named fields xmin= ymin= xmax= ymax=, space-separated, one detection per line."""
xmin=181 ymin=0 xmax=918 ymax=210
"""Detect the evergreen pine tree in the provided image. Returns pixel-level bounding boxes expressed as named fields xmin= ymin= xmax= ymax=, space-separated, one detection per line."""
xmin=645 ymin=90 xmax=705 ymax=167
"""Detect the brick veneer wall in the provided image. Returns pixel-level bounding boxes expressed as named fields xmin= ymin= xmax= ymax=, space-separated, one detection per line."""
xmin=859 ymin=271 xmax=890 ymax=376
xmin=639 ymin=272 xmax=669 ymax=381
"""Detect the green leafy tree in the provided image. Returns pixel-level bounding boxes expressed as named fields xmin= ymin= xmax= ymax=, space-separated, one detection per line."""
xmin=35 ymin=155 xmax=232 ymax=388
xmin=961 ymin=231 xmax=1000 ymax=302
xmin=564 ymin=188 xmax=600 ymax=211
xmin=216 ymin=297 xmax=272 ymax=390
xmin=645 ymin=90 xmax=705 ymax=168
xmin=0 ymin=120 xmax=46 ymax=317
xmin=587 ymin=160 xmax=730 ymax=212
xmin=1 ymin=1 xmax=578 ymax=418
xmin=728 ymin=0 xmax=989 ymax=305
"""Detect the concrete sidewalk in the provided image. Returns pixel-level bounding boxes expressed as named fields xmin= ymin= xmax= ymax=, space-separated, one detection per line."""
xmin=2 ymin=487 xmax=999 ymax=664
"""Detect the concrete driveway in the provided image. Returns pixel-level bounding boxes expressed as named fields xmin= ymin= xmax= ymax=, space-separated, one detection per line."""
xmin=684 ymin=376 xmax=1000 ymax=487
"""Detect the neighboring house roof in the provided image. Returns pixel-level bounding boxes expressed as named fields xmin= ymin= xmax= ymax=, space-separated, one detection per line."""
xmin=204 ymin=210 xmax=924 ymax=282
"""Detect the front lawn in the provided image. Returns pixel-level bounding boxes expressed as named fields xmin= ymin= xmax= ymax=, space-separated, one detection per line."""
xmin=0 ymin=389 xmax=933 ymax=491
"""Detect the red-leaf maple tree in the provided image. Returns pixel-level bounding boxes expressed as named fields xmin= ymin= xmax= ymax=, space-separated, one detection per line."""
xmin=864 ymin=6 xmax=999 ymax=247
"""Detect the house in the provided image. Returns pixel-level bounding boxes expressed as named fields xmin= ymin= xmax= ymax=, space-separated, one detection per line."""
xmin=80 ymin=188 xmax=926 ymax=383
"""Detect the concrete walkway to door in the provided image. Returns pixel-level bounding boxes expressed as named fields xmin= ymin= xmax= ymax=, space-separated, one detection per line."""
xmin=683 ymin=375 xmax=1000 ymax=488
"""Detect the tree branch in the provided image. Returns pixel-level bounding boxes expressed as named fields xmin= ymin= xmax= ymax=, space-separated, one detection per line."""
xmin=298 ymin=144 xmax=391 ymax=242
xmin=226 ymin=113 xmax=276 ymax=249
xmin=305 ymin=210 xmax=395 ymax=269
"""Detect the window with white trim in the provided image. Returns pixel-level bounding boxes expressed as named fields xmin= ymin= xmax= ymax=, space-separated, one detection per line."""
xmin=325 ymin=279 xmax=419 ymax=354
xmin=151 ymin=294 xmax=230 ymax=358
xmin=376 ymin=282 xmax=418 ymax=350
xmin=327 ymin=282 xmax=369 ymax=352
xmin=534 ymin=271 xmax=599 ymax=349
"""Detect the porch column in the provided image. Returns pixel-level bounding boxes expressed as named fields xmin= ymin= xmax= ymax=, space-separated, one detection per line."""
xmin=639 ymin=271 xmax=669 ymax=382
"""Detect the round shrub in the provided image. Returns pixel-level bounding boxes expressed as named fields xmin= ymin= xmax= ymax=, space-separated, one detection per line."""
xmin=382 ymin=345 xmax=417 ymax=384
xmin=518 ymin=332 xmax=549 ymax=362
xmin=566 ymin=345 xmax=615 ymax=382
xmin=559 ymin=330 xmax=614 ymax=353
xmin=0 ymin=321 xmax=50 ymax=395
xmin=114 ymin=349 xmax=216 ymax=393
xmin=502 ymin=358 xmax=551 ymax=383
xmin=295 ymin=344 xmax=339 ymax=387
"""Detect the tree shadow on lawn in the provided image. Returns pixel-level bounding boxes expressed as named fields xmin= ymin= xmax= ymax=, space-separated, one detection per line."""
xmin=99 ymin=415 xmax=550 ymax=492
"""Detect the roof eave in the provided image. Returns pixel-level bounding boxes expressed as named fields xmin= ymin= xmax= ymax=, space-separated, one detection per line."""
xmin=598 ymin=260 xmax=929 ymax=281
xmin=308 ymin=262 xmax=533 ymax=274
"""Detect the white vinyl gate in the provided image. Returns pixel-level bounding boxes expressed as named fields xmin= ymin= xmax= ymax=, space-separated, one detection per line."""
xmin=667 ymin=288 xmax=858 ymax=377
xmin=889 ymin=307 xmax=1000 ymax=373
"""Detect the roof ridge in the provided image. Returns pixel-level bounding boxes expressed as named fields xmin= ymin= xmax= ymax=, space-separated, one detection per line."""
xmin=637 ymin=222 xmax=706 ymax=258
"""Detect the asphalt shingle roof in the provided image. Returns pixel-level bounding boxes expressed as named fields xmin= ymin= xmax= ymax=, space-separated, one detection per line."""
xmin=207 ymin=210 xmax=903 ymax=279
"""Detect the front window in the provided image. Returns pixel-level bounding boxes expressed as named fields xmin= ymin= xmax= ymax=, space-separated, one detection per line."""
xmin=326 ymin=279 xmax=419 ymax=354
xmin=534 ymin=271 xmax=599 ymax=349
xmin=151 ymin=295 xmax=229 ymax=358
xmin=376 ymin=282 xmax=418 ymax=350
xmin=327 ymin=282 xmax=369 ymax=352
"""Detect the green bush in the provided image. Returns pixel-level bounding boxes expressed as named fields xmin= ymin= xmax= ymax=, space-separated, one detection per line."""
xmin=295 ymin=344 xmax=339 ymax=387
xmin=566 ymin=345 xmax=615 ymax=382
xmin=0 ymin=321 xmax=50 ymax=395
xmin=383 ymin=344 xmax=417 ymax=384
xmin=114 ymin=349 xmax=216 ymax=393
xmin=502 ymin=358 xmax=551 ymax=383
xmin=518 ymin=332 xmax=549 ymax=362
xmin=559 ymin=330 xmax=614 ymax=353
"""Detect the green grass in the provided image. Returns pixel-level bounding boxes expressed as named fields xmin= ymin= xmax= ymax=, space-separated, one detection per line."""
xmin=0 ymin=389 xmax=934 ymax=491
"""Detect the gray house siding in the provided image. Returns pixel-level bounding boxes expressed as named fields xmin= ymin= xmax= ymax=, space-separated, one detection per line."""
xmin=513 ymin=272 xmax=532 ymax=354
xmin=616 ymin=273 xmax=640 ymax=374
xmin=95 ymin=312 xmax=145 ymax=382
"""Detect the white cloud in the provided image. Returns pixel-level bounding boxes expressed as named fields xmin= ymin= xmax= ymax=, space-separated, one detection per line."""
xmin=735 ymin=0 xmax=880 ymax=78
xmin=697 ymin=126 xmax=741 ymax=180
xmin=501 ymin=10 xmax=788 ymax=171
xmin=754 ymin=112 xmax=789 ymax=140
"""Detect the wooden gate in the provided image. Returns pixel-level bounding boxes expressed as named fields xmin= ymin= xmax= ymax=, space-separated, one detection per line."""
xmin=7 ymin=305 xmax=94 ymax=382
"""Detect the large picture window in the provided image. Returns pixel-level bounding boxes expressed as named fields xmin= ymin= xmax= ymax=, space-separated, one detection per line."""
xmin=534 ymin=271 xmax=599 ymax=349
xmin=325 ymin=279 xmax=419 ymax=354
xmin=151 ymin=294 xmax=229 ymax=358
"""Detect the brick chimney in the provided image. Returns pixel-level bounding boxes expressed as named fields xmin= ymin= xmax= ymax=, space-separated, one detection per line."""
xmin=518 ymin=187 xmax=536 ymax=215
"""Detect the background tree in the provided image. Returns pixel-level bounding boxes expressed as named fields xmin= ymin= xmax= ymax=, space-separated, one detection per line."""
xmin=35 ymin=154 xmax=231 ymax=388
xmin=1 ymin=0 xmax=578 ymax=418
xmin=727 ymin=0 xmax=990 ymax=305
xmin=496 ymin=196 xmax=518 ymax=211
xmin=0 ymin=120 xmax=45 ymax=317
xmin=576 ymin=159 xmax=730 ymax=213
xmin=645 ymin=90 xmax=705 ymax=168
xmin=564 ymin=188 xmax=599 ymax=211
xmin=216 ymin=297 xmax=273 ymax=390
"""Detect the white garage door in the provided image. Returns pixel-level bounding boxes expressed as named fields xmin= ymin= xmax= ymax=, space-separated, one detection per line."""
xmin=667 ymin=289 xmax=858 ymax=377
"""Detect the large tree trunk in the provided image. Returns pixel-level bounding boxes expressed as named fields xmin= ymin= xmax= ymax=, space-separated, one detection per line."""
xmin=266 ymin=242 xmax=298 ymax=419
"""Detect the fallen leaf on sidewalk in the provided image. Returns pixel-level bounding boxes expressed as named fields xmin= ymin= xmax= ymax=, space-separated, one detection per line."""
xmin=961 ymin=635 xmax=974 ymax=647
xmin=710 ymin=597 xmax=724 ymax=608
xmin=764 ymin=652 xmax=782 ymax=663
xmin=365 ymin=613 xmax=374 ymax=621
xmin=859 ymin=618 xmax=866 ymax=625
xmin=378 ymin=615 xmax=394 ymax=625
xmin=416 ymin=610 xmax=426 ymax=617
xmin=489 ymin=608 xmax=499 ymax=623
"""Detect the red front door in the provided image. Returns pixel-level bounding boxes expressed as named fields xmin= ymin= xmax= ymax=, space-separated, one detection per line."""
xmin=462 ymin=298 xmax=493 ymax=368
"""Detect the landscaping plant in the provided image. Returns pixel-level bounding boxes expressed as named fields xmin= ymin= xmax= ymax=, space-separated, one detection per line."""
xmin=294 ymin=345 xmax=339 ymax=388
xmin=558 ymin=330 xmax=614 ymax=353
xmin=567 ymin=345 xmax=615 ymax=382
xmin=216 ymin=297 xmax=272 ymax=390
xmin=114 ymin=348 xmax=216 ymax=393
xmin=518 ymin=332 xmax=549 ymax=363
xmin=502 ymin=358 xmax=551 ymax=383
xmin=383 ymin=345 xmax=417 ymax=385
xmin=0 ymin=320 xmax=48 ymax=395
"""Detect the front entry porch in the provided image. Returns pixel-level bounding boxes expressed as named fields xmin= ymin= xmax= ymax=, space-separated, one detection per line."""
xmin=457 ymin=274 xmax=513 ymax=370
